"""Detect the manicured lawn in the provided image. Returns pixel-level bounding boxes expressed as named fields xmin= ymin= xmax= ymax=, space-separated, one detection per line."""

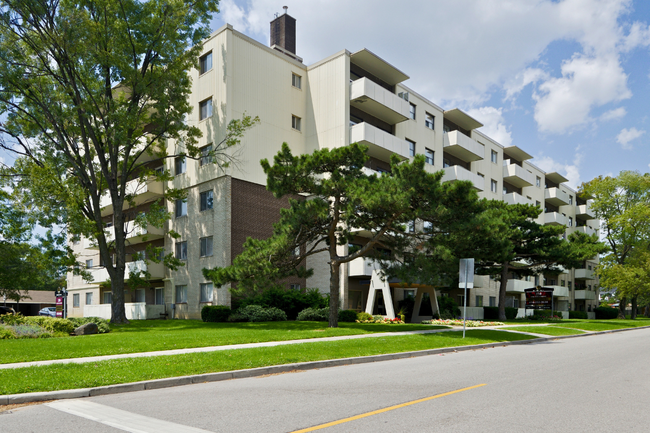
xmin=502 ymin=326 xmax=585 ymax=336
xmin=0 ymin=320 xmax=444 ymax=364
xmin=554 ymin=319 xmax=650 ymax=332
xmin=0 ymin=330 xmax=535 ymax=395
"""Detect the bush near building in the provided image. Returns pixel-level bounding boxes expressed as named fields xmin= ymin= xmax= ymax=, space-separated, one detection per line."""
xmin=483 ymin=306 xmax=518 ymax=320
xmin=595 ymin=306 xmax=619 ymax=320
xmin=201 ymin=305 xmax=232 ymax=322
xmin=234 ymin=287 xmax=327 ymax=320
xmin=228 ymin=305 xmax=287 ymax=322
xmin=569 ymin=310 xmax=588 ymax=319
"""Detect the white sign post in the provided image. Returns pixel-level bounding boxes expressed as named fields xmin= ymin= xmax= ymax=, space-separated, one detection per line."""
xmin=459 ymin=258 xmax=475 ymax=338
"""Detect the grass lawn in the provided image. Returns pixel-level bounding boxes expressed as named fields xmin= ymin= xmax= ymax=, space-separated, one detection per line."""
xmin=0 ymin=330 xmax=535 ymax=395
xmin=502 ymin=326 xmax=585 ymax=336
xmin=554 ymin=318 xmax=650 ymax=332
xmin=0 ymin=320 xmax=444 ymax=364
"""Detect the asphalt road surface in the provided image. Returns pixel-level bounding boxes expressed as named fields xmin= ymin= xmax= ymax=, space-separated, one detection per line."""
xmin=3 ymin=328 xmax=650 ymax=432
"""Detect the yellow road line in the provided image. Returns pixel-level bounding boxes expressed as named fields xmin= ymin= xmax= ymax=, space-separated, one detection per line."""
xmin=291 ymin=383 xmax=486 ymax=432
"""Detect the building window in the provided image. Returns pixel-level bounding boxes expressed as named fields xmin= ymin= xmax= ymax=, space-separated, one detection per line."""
xmin=491 ymin=179 xmax=498 ymax=193
xmin=175 ymin=199 xmax=187 ymax=218
xmin=423 ymin=221 xmax=433 ymax=233
xmin=409 ymin=103 xmax=416 ymax=120
xmin=561 ymin=280 xmax=565 ymax=287
xmin=135 ymin=288 xmax=145 ymax=303
xmin=425 ymin=113 xmax=434 ymax=129
xmin=199 ymin=98 xmax=213 ymax=120
xmin=536 ymin=200 xmax=541 ymax=208
xmin=175 ymin=285 xmax=187 ymax=303
xmin=290 ymin=284 xmax=301 ymax=291
xmin=457 ymin=295 xmax=465 ymax=307
xmin=200 ymin=283 xmax=214 ymax=303
xmin=292 ymin=73 xmax=301 ymax=89
xmin=476 ymin=295 xmax=483 ymax=307
xmin=489 ymin=296 xmax=496 ymax=307
xmin=425 ymin=148 xmax=434 ymax=165
xmin=175 ymin=156 xmax=186 ymax=175
xmin=175 ymin=241 xmax=187 ymax=260
xmin=569 ymin=195 xmax=573 ymax=205
xmin=199 ymin=52 xmax=212 ymax=75
xmin=407 ymin=139 xmax=415 ymax=157
xmin=200 ymin=190 xmax=213 ymax=211
xmin=155 ymin=288 xmax=164 ymax=305
xmin=292 ymin=115 xmax=301 ymax=131
xmin=85 ymin=292 xmax=93 ymax=305
xmin=568 ymin=281 xmax=572 ymax=290
xmin=536 ymin=176 xmax=541 ymax=187
xmin=73 ymin=293 xmax=80 ymax=308
xmin=103 ymin=292 xmax=112 ymax=304
xmin=491 ymin=150 xmax=498 ymax=164
xmin=200 ymin=236 xmax=213 ymax=257
xmin=200 ymin=144 xmax=213 ymax=166
xmin=85 ymin=259 xmax=93 ymax=269
xmin=568 ymin=216 xmax=573 ymax=227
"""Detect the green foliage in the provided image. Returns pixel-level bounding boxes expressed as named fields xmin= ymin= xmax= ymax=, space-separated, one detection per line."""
xmin=228 ymin=305 xmax=287 ymax=322
xmin=505 ymin=307 xmax=518 ymax=320
xmin=437 ymin=296 xmax=461 ymax=319
xmin=530 ymin=310 xmax=563 ymax=320
xmin=201 ymin=306 xmax=232 ymax=323
xmin=296 ymin=307 xmax=329 ymax=321
xmin=483 ymin=307 xmax=499 ymax=320
xmin=0 ymin=314 xmax=75 ymax=334
xmin=67 ymin=317 xmax=111 ymax=334
xmin=397 ymin=295 xmax=415 ymax=323
xmin=595 ymin=307 xmax=619 ymax=320
xmin=234 ymin=287 xmax=327 ymax=320
xmin=357 ymin=312 xmax=374 ymax=322
xmin=569 ymin=311 xmax=589 ymax=319
xmin=338 ymin=310 xmax=358 ymax=323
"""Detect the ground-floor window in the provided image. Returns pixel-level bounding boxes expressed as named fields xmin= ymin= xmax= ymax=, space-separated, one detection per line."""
xmin=200 ymin=283 xmax=213 ymax=303
xmin=103 ymin=292 xmax=112 ymax=304
xmin=85 ymin=292 xmax=93 ymax=305
xmin=134 ymin=288 xmax=145 ymax=303
xmin=476 ymin=295 xmax=483 ymax=307
xmin=175 ymin=285 xmax=187 ymax=303
xmin=73 ymin=293 xmax=80 ymax=307
xmin=489 ymin=296 xmax=496 ymax=307
xmin=348 ymin=290 xmax=363 ymax=311
xmin=155 ymin=288 xmax=164 ymax=305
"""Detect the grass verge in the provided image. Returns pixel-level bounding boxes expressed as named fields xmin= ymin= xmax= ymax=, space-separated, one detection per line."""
xmin=0 ymin=321 xmax=444 ymax=364
xmin=0 ymin=330 xmax=534 ymax=395
xmin=553 ymin=319 xmax=650 ymax=332
xmin=502 ymin=326 xmax=585 ymax=336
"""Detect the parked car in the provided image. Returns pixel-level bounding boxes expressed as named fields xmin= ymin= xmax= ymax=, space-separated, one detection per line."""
xmin=0 ymin=306 xmax=15 ymax=315
xmin=38 ymin=307 xmax=57 ymax=317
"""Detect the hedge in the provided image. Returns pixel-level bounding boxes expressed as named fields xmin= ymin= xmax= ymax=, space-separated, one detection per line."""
xmin=201 ymin=305 xmax=232 ymax=322
xmin=595 ymin=306 xmax=618 ymax=320
xmin=569 ymin=310 xmax=588 ymax=319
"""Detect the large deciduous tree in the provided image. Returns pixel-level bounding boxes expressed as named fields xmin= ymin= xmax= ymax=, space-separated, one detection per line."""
xmin=204 ymin=143 xmax=468 ymax=327
xmin=582 ymin=171 xmax=650 ymax=319
xmin=0 ymin=1 xmax=256 ymax=323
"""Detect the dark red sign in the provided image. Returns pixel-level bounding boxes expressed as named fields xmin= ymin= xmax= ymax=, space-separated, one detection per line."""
xmin=56 ymin=294 xmax=63 ymax=318
xmin=524 ymin=288 xmax=554 ymax=310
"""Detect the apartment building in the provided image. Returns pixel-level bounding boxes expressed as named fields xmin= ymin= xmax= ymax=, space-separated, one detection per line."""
xmin=66 ymin=11 xmax=601 ymax=320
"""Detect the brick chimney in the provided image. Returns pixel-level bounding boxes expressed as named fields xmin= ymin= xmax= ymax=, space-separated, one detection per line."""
xmin=270 ymin=6 xmax=296 ymax=55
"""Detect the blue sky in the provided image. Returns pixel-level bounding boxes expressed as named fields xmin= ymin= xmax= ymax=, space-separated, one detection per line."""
xmin=210 ymin=0 xmax=650 ymax=188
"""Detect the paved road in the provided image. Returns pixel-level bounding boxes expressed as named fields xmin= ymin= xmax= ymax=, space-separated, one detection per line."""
xmin=4 ymin=328 xmax=650 ymax=432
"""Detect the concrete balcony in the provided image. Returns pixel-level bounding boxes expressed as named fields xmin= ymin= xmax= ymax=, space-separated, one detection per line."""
xmin=442 ymin=130 xmax=484 ymax=162
xmin=503 ymin=192 xmax=534 ymax=206
xmin=576 ymin=203 xmax=595 ymax=219
xmin=502 ymin=163 xmax=534 ymax=188
xmin=574 ymin=268 xmax=594 ymax=280
xmin=85 ymin=221 xmax=164 ymax=250
xmin=545 ymin=285 xmax=570 ymax=298
xmin=350 ymin=78 xmax=410 ymax=125
xmin=506 ymin=278 xmax=534 ymax=293
xmin=88 ymin=260 xmax=165 ymax=284
xmin=348 ymin=257 xmax=382 ymax=277
xmin=544 ymin=212 xmax=568 ymax=226
xmin=544 ymin=187 xmax=570 ymax=206
xmin=574 ymin=290 xmax=596 ymax=300
xmin=350 ymin=122 xmax=410 ymax=160
xmin=99 ymin=178 xmax=164 ymax=216
xmin=441 ymin=165 xmax=485 ymax=191
xmin=568 ymin=225 xmax=597 ymax=237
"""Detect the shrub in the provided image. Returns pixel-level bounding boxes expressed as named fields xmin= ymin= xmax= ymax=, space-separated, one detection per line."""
xmin=296 ymin=307 xmax=329 ymax=321
xmin=437 ymin=296 xmax=461 ymax=319
xmin=201 ymin=305 xmax=232 ymax=322
xmin=505 ymin=307 xmax=518 ymax=320
xmin=595 ymin=306 xmax=618 ymax=320
xmin=338 ymin=310 xmax=358 ymax=322
xmin=234 ymin=287 xmax=327 ymax=320
xmin=483 ymin=306 xmax=499 ymax=320
xmin=531 ymin=310 xmax=563 ymax=320
xmin=0 ymin=326 xmax=16 ymax=339
xmin=0 ymin=314 xmax=76 ymax=334
xmin=68 ymin=317 xmax=111 ymax=333
xmin=230 ymin=305 xmax=287 ymax=322
xmin=569 ymin=310 xmax=588 ymax=319
xmin=356 ymin=312 xmax=373 ymax=322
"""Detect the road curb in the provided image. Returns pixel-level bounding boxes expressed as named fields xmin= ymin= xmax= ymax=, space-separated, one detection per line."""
xmin=3 ymin=325 xmax=650 ymax=405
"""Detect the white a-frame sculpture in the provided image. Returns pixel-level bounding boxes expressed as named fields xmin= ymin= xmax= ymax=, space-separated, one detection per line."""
xmin=364 ymin=269 xmax=395 ymax=319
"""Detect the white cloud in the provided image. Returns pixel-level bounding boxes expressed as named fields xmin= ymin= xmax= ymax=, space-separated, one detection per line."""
xmin=533 ymin=54 xmax=631 ymax=133
xmin=600 ymin=107 xmax=626 ymax=121
xmin=616 ymin=127 xmax=646 ymax=149
xmin=535 ymin=151 xmax=583 ymax=189
xmin=504 ymin=68 xmax=549 ymax=101
xmin=465 ymin=107 xmax=512 ymax=146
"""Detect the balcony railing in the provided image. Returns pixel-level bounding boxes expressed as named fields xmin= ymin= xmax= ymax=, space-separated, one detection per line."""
xmin=544 ymin=212 xmax=568 ymax=226
xmin=348 ymin=257 xmax=382 ymax=277
xmin=568 ymin=225 xmax=597 ymax=237
xmin=86 ymin=221 xmax=164 ymax=250
xmin=89 ymin=260 xmax=165 ymax=284
xmin=574 ymin=290 xmax=596 ymax=300
xmin=544 ymin=187 xmax=570 ymax=206
xmin=350 ymin=122 xmax=410 ymax=160
xmin=441 ymin=165 xmax=485 ymax=191
xmin=99 ymin=178 xmax=164 ymax=216
xmin=503 ymin=192 xmax=534 ymax=206
xmin=506 ymin=279 xmax=534 ymax=293
xmin=576 ymin=203 xmax=595 ymax=219
xmin=502 ymin=163 xmax=534 ymax=188
xmin=574 ymin=268 xmax=594 ymax=280
xmin=442 ymin=130 xmax=484 ymax=162
xmin=350 ymin=78 xmax=410 ymax=124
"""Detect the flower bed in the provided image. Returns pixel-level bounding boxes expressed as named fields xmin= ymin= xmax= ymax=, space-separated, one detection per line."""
xmin=356 ymin=316 xmax=404 ymax=324
xmin=421 ymin=319 xmax=504 ymax=327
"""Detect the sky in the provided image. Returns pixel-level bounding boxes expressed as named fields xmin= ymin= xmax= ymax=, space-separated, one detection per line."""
xmin=210 ymin=0 xmax=650 ymax=189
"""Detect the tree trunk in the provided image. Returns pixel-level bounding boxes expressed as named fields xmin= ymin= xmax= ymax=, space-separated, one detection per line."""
xmin=618 ymin=296 xmax=626 ymax=319
xmin=328 ymin=260 xmax=340 ymax=328
xmin=644 ymin=305 xmax=650 ymax=318
xmin=631 ymin=295 xmax=638 ymax=319
xmin=498 ymin=263 xmax=509 ymax=322
xmin=109 ymin=208 xmax=128 ymax=324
